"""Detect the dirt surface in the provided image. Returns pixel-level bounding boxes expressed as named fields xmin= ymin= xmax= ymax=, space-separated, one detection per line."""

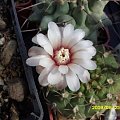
xmin=0 ymin=1 xmax=33 ymax=120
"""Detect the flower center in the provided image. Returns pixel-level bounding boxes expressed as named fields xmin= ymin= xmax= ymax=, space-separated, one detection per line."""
xmin=54 ymin=47 xmax=70 ymax=65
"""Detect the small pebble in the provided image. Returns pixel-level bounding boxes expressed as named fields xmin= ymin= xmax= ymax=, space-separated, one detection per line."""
xmin=0 ymin=77 xmax=4 ymax=85
xmin=0 ymin=64 xmax=4 ymax=71
xmin=3 ymin=85 xmax=7 ymax=90
xmin=4 ymin=98 xmax=8 ymax=102
xmin=0 ymin=18 xmax=6 ymax=30
xmin=8 ymin=78 xmax=24 ymax=102
xmin=1 ymin=40 xmax=17 ymax=66
xmin=11 ymin=71 xmax=18 ymax=77
xmin=0 ymin=37 xmax=5 ymax=46
xmin=0 ymin=102 xmax=1 ymax=107
xmin=10 ymin=105 xmax=19 ymax=120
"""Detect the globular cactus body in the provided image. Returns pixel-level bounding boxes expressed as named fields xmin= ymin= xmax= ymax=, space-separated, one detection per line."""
xmin=45 ymin=46 xmax=120 ymax=119
xmin=29 ymin=0 xmax=111 ymax=44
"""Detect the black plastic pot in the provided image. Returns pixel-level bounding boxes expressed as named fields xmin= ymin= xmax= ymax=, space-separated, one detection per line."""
xmin=7 ymin=0 xmax=48 ymax=120
xmin=104 ymin=2 xmax=120 ymax=64
xmin=104 ymin=1 xmax=120 ymax=49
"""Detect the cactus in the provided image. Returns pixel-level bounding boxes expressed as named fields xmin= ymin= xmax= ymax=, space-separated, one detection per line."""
xmin=43 ymin=45 xmax=120 ymax=119
xmin=27 ymin=0 xmax=120 ymax=119
xmin=28 ymin=0 xmax=111 ymax=44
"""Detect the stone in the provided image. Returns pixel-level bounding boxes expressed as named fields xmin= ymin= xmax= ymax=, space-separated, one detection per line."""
xmin=0 ymin=37 xmax=5 ymax=46
xmin=0 ymin=19 xmax=6 ymax=30
xmin=10 ymin=105 xmax=19 ymax=120
xmin=0 ymin=64 xmax=4 ymax=71
xmin=0 ymin=77 xmax=4 ymax=85
xmin=8 ymin=78 xmax=24 ymax=102
xmin=4 ymin=98 xmax=8 ymax=102
xmin=1 ymin=40 xmax=17 ymax=66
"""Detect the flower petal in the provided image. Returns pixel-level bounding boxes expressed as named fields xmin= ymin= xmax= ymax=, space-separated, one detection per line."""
xmin=66 ymin=69 xmax=80 ymax=91
xmin=39 ymin=57 xmax=54 ymax=68
xmin=86 ymin=46 xmax=96 ymax=56
xmin=73 ymin=59 xmax=97 ymax=70
xmin=72 ymin=46 xmax=96 ymax=57
xmin=62 ymin=24 xmax=74 ymax=46
xmin=48 ymin=22 xmax=61 ymax=49
xmin=32 ymin=34 xmax=53 ymax=56
xmin=55 ymin=76 xmax=67 ymax=90
xmin=77 ymin=70 xmax=90 ymax=83
xmin=81 ymin=70 xmax=90 ymax=83
xmin=72 ymin=51 xmax=93 ymax=59
xmin=68 ymin=64 xmax=90 ymax=83
xmin=43 ymin=45 xmax=53 ymax=56
xmin=71 ymin=40 xmax=93 ymax=53
xmin=26 ymin=55 xmax=54 ymax=68
xmin=58 ymin=65 xmax=68 ymax=74
xmin=38 ymin=68 xmax=50 ymax=86
xmin=48 ymin=66 xmax=62 ymax=85
xmin=28 ymin=46 xmax=47 ymax=57
xmin=68 ymin=29 xmax=85 ymax=48
xmin=37 ymin=34 xmax=53 ymax=55
xmin=68 ymin=63 xmax=84 ymax=75
xmin=32 ymin=34 xmax=48 ymax=45
xmin=26 ymin=55 xmax=45 ymax=66
xmin=32 ymin=36 xmax=38 ymax=44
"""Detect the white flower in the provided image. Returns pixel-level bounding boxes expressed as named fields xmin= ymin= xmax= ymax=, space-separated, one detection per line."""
xmin=26 ymin=22 xmax=97 ymax=91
